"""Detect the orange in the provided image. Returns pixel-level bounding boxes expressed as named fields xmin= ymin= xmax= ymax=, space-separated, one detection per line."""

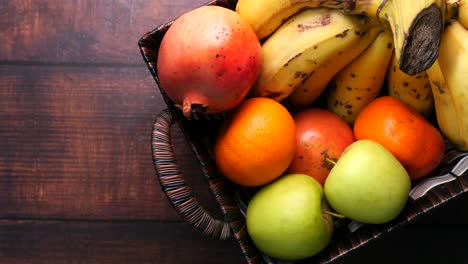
xmin=214 ymin=97 xmax=296 ymax=187
xmin=354 ymin=96 xmax=445 ymax=181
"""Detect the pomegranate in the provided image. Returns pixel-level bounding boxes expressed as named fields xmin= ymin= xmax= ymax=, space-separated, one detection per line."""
xmin=157 ymin=6 xmax=262 ymax=118
xmin=287 ymin=109 xmax=355 ymax=185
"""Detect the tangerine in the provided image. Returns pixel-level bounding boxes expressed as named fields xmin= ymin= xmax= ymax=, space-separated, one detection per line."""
xmin=353 ymin=96 xmax=445 ymax=181
xmin=214 ymin=97 xmax=296 ymax=187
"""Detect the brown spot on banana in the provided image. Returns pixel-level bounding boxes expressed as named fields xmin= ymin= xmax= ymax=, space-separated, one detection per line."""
xmin=265 ymin=90 xmax=286 ymax=99
xmin=321 ymin=14 xmax=332 ymax=26
xmin=424 ymin=92 xmax=431 ymax=101
xmin=284 ymin=53 xmax=302 ymax=67
xmin=394 ymin=24 xmax=399 ymax=40
xmin=294 ymin=71 xmax=307 ymax=78
xmin=297 ymin=13 xmax=331 ymax=32
xmin=433 ymin=81 xmax=444 ymax=94
xmin=336 ymin=29 xmax=350 ymax=38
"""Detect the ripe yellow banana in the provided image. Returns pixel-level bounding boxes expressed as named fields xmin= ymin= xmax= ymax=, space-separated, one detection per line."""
xmin=250 ymin=8 xmax=374 ymax=102
xmin=235 ymin=0 xmax=353 ymax=40
xmin=286 ymin=26 xmax=382 ymax=108
xmin=429 ymin=20 xmax=468 ymax=150
xmin=326 ymin=30 xmax=394 ymax=125
xmin=458 ymin=0 xmax=468 ymax=28
xmin=426 ymin=60 xmax=464 ymax=150
xmin=236 ymin=0 xmax=444 ymax=75
xmin=387 ymin=53 xmax=434 ymax=117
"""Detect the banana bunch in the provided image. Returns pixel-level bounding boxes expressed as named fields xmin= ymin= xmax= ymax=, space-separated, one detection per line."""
xmin=241 ymin=0 xmax=446 ymax=106
xmin=249 ymin=8 xmax=378 ymax=102
xmin=235 ymin=0 xmax=468 ymax=151
xmin=236 ymin=0 xmax=445 ymax=75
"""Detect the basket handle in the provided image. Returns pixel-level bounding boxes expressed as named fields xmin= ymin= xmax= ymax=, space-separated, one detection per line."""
xmin=151 ymin=109 xmax=233 ymax=240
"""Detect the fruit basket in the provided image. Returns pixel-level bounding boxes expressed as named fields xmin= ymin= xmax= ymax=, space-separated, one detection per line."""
xmin=138 ymin=0 xmax=468 ymax=263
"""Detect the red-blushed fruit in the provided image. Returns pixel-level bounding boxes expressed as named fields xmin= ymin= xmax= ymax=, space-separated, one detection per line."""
xmin=157 ymin=5 xmax=262 ymax=119
xmin=287 ymin=108 xmax=355 ymax=185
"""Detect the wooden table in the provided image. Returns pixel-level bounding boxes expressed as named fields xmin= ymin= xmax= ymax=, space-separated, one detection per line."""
xmin=1 ymin=1 xmax=467 ymax=263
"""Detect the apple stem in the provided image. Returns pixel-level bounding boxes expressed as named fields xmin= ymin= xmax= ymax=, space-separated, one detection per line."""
xmin=325 ymin=157 xmax=337 ymax=166
xmin=324 ymin=211 xmax=345 ymax=219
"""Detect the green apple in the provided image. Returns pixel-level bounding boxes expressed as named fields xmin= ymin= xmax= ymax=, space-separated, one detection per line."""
xmin=246 ymin=174 xmax=333 ymax=261
xmin=324 ymin=140 xmax=411 ymax=224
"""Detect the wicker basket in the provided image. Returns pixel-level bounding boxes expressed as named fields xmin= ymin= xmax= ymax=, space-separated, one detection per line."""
xmin=138 ymin=1 xmax=468 ymax=263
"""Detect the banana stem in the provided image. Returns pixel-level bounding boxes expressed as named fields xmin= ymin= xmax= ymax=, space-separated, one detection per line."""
xmin=346 ymin=0 xmax=444 ymax=75
xmin=445 ymin=0 xmax=459 ymax=20
xmin=386 ymin=2 xmax=443 ymax=75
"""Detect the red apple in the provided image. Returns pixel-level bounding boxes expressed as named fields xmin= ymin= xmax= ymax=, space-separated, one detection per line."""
xmin=287 ymin=108 xmax=355 ymax=185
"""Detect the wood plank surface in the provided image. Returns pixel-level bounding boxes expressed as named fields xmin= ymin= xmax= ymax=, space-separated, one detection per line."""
xmin=0 ymin=208 xmax=466 ymax=264
xmin=0 ymin=220 xmax=244 ymax=264
xmin=0 ymin=0 xmax=207 ymax=65
xmin=0 ymin=65 xmax=221 ymax=220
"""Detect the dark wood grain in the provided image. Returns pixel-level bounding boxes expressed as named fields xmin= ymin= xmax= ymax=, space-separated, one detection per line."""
xmin=0 ymin=0 xmax=207 ymax=65
xmin=0 ymin=0 xmax=239 ymax=262
xmin=0 ymin=220 xmax=243 ymax=264
xmin=0 ymin=65 xmax=221 ymax=220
